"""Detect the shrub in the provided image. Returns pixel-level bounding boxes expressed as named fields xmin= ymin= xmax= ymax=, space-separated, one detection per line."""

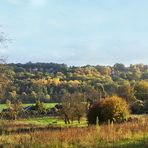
xmin=144 ymin=100 xmax=148 ymax=114
xmin=87 ymin=96 xmax=129 ymax=124
xmin=0 ymin=100 xmax=23 ymax=120
xmin=34 ymin=100 xmax=46 ymax=114
xmin=24 ymin=101 xmax=47 ymax=117
xmin=130 ymin=100 xmax=145 ymax=114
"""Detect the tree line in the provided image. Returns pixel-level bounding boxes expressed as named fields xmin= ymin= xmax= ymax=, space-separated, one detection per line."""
xmin=0 ymin=62 xmax=147 ymax=104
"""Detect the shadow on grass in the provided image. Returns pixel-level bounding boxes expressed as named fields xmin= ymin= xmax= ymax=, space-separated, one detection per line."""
xmin=107 ymin=138 xmax=148 ymax=148
xmin=1 ymin=139 xmax=148 ymax=148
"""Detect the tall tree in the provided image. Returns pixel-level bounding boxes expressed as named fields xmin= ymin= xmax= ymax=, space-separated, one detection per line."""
xmin=0 ymin=59 xmax=9 ymax=99
xmin=0 ymin=30 xmax=9 ymax=99
xmin=60 ymin=92 xmax=85 ymax=124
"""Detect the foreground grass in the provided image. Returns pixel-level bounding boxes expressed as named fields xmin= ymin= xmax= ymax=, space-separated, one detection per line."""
xmin=0 ymin=115 xmax=148 ymax=147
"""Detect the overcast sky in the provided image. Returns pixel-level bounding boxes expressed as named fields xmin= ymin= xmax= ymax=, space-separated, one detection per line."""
xmin=0 ymin=0 xmax=148 ymax=66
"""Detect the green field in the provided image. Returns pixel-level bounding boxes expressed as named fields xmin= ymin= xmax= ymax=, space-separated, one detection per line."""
xmin=0 ymin=117 xmax=87 ymax=128
xmin=0 ymin=103 xmax=57 ymax=111
xmin=0 ymin=103 xmax=87 ymax=127
xmin=21 ymin=117 xmax=87 ymax=127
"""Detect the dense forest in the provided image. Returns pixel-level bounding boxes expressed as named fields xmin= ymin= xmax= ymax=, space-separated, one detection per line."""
xmin=1 ymin=62 xmax=148 ymax=106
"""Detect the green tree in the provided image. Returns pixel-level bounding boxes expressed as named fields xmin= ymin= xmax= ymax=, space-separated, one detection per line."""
xmin=114 ymin=63 xmax=126 ymax=72
xmin=135 ymin=80 xmax=148 ymax=101
xmin=117 ymin=83 xmax=136 ymax=103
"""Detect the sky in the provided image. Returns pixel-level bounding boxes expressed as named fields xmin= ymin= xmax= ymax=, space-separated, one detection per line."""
xmin=0 ymin=0 xmax=148 ymax=66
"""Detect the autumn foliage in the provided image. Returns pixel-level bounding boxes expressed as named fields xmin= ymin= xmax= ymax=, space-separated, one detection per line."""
xmin=87 ymin=96 xmax=130 ymax=124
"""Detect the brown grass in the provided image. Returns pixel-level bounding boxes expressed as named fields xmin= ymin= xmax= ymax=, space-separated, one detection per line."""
xmin=0 ymin=115 xmax=148 ymax=147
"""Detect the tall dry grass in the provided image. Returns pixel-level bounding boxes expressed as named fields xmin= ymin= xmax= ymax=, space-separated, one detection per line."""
xmin=0 ymin=116 xmax=148 ymax=147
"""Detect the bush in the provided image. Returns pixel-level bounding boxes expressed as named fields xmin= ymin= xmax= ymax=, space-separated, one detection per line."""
xmin=144 ymin=100 xmax=148 ymax=114
xmin=0 ymin=100 xmax=23 ymax=120
xmin=34 ymin=100 xmax=46 ymax=114
xmin=23 ymin=101 xmax=47 ymax=118
xmin=130 ymin=100 xmax=145 ymax=114
xmin=87 ymin=96 xmax=129 ymax=124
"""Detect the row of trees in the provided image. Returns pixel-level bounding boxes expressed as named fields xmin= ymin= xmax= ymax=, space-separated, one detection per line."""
xmin=0 ymin=92 xmax=130 ymax=125
xmin=0 ymin=60 xmax=147 ymax=123
xmin=0 ymin=62 xmax=148 ymax=104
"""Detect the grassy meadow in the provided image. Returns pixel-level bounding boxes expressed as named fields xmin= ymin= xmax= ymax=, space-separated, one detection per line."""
xmin=0 ymin=115 xmax=148 ymax=147
xmin=9 ymin=117 xmax=87 ymax=127
xmin=0 ymin=102 xmax=87 ymax=127
xmin=0 ymin=103 xmax=148 ymax=147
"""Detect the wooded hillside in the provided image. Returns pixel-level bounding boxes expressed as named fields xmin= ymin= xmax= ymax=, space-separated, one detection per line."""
xmin=1 ymin=62 xmax=148 ymax=104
